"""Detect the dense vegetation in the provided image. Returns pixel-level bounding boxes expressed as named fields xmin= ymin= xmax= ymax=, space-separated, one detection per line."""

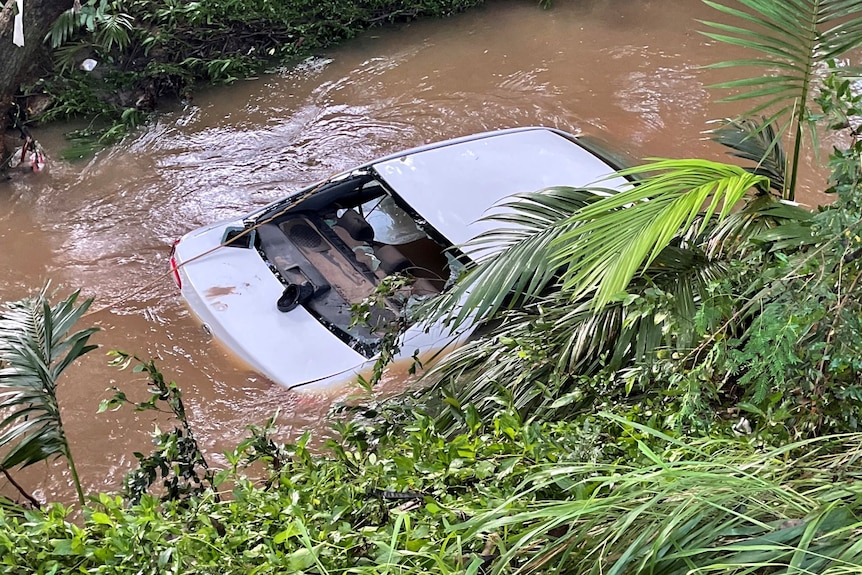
xmin=3 ymin=405 xmax=862 ymax=573
xmin=6 ymin=0 xmax=485 ymax=158
xmin=3 ymin=0 xmax=862 ymax=573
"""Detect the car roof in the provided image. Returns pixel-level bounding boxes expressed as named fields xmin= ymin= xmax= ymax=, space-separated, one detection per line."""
xmin=371 ymin=127 xmax=631 ymax=248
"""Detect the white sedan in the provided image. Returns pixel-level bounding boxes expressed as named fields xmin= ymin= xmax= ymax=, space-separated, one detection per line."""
xmin=169 ymin=127 xmax=630 ymax=390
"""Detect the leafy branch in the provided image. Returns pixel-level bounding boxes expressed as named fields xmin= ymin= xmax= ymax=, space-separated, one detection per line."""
xmin=101 ymin=351 xmax=215 ymax=504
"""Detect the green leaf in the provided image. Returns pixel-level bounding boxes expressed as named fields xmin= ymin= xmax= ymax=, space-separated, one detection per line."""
xmin=287 ymin=548 xmax=316 ymax=571
xmin=157 ymin=548 xmax=172 ymax=568
xmin=51 ymin=540 xmax=73 ymax=556
xmin=553 ymin=160 xmax=767 ymax=309
xmin=273 ymin=524 xmax=300 ymax=544
xmin=90 ymin=512 xmax=112 ymax=525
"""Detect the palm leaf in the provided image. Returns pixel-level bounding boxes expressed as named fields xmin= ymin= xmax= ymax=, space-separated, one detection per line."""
xmin=700 ymin=0 xmax=862 ymax=199
xmin=418 ymin=186 xmax=607 ymax=330
xmin=414 ymin=161 xmax=794 ymax=427
xmin=552 ymin=159 xmax=767 ymax=309
xmin=0 ymin=286 xmax=98 ymax=505
xmin=420 ymin=160 xmax=766 ymax=343
xmin=45 ymin=8 xmax=79 ymax=49
xmin=709 ymin=117 xmax=787 ymax=193
xmin=94 ymin=12 xmax=133 ymax=52
xmin=421 ymin=295 xmax=632 ymax=430
xmin=460 ymin=428 xmax=862 ymax=575
xmin=420 ymin=242 xmax=734 ymax=429
xmin=705 ymin=192 xmax=813 ymax=257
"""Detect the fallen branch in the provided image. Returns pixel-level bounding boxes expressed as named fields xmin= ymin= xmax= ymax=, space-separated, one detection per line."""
xmin=1 ymin=467 xmax=41 ymax=508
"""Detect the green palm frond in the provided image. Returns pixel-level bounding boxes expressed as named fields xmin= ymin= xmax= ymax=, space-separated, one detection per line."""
xmin=419 ymin=186 xmax=607 ymax=329
xmin=643 ymin=245 xmax=732 ymax=346
xmin=423 ymin=296 xmax=630 ymax=421
xmin=753 ymin=217 xmax=820 ymax=251
xmin=53 ymin=43 xmax=93 ymax=71
xmin=553 ymin=159 xmax=768 ymax=309
xmin=462 ymin=425 xmax=862 ymax=575
xmin=0 ymin=493 xmax=26 ymax=516
xmin=705 ymin=192 xmax=813 ymax=256
xmin=422 ymin=245 xmax=735 ymax=428
xmin=709 ymin=117 xmax=786 ymax=192
xmin=0 ymin=287 xmax=98 ymax=505
xmin=701 ymin=0 xmax=862 ymax=199
xmin=45 ymin=8 xmax=80 ymax=49
xmin=46 ymin=2 xmax=135 ymax=53
xmin=94 ymin=12 xmax=133 ymax=52
xmin=420 ymin=160 xmax=766 ymax=339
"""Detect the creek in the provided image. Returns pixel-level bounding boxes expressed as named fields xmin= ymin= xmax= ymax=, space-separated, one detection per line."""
xmin=0 ymin=0 xmax=836 ymax=503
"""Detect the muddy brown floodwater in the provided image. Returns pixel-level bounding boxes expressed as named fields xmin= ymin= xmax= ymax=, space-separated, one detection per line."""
xmin=0 ymin=0 xmax=841 ymax=503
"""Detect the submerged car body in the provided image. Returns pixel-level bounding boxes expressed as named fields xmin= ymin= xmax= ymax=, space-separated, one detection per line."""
xmin=170 ymin=127 xmax=631 ymax=390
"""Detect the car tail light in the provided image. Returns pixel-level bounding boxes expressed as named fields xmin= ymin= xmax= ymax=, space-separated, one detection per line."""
xmin=169 ymin=238 xmax=182 ymax=289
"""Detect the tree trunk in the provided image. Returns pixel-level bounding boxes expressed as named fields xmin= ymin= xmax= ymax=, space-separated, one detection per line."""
xmin=0 ymin=0 xmax=68 ymax=159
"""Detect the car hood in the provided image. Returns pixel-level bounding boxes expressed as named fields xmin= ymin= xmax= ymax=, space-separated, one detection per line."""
xmin=173 ymin=220 xmax=370 ymax=389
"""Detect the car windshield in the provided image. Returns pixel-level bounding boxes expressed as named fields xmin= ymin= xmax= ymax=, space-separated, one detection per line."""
xmin=359 ymin=195 xmax=428 ymax=245
xmin=254 ymin=176 xmax=454 ymax=356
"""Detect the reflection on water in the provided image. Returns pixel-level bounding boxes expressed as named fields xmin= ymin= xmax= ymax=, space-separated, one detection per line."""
xmin=0 ymin=0 xmax=838 ymax=503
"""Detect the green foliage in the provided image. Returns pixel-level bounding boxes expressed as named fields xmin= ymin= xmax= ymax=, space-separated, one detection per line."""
xmin=1 ymin=411 xmax=860 ymax=574
xmin=33 ymin=75 xmax=118 ymax=122
xmin=709 ymin=116 xmax=786 ymax=193
xmin=554 ymin=160 xmax=767 ymax=308
xmin=34 ymin=0 xmax=488 ymax=153
xmin=701 ymin=0 xmax=862 ymax=199
xmin=0 ymin=286 xmax=98 ymax=506
xmin=350 ymin=273 xmax=424 ymax=390
xmin=46 ymin=0 xmax=133 ymax=52
xmin=6 ymin=2 xmax=862 ymax=572
xmin=464 ymin=419 xmax=862 ymax=575
xmin=403 ymin=4 xmax=862 ymax=443
xmin=0 ymin=409 xmax=606 ymax=573
xmin=420 ymin=186 xmax=605 ymax=329
xmin=411 ymin=161 xmax=794 ymax=433
xmin=28 ymin=72 xmax=147 ymax=160
xmin=421 ymin=162 xmax=768 ymax=341
xmin=639 ymin=74 xmax=862 ymax=441
xmin=100 ymin=352 xmax=215 ymax=504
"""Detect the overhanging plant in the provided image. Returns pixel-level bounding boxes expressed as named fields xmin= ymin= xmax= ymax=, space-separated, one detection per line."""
xmin=0 ymin=286 xmax=98 ymax=506
xmin=702 ymin=0 xmax=862 ymax=200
